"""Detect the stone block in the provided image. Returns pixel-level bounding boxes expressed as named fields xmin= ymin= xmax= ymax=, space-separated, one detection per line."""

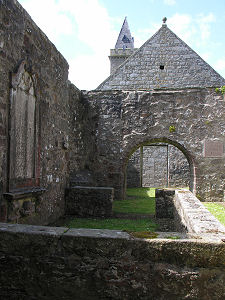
xmin=65 ymin=186 xmax=114 ymax=217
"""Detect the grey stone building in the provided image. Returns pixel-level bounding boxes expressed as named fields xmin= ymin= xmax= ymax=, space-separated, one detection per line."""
xmin=98 ymin=20 xmax=225 ymax=90
xmin=106 ymin=18 xmax=215 ymax=189
xmin=0 ymin=1 xmax=225 ymax=225
xmin=109 ymin=17 xmax=137 ymax=74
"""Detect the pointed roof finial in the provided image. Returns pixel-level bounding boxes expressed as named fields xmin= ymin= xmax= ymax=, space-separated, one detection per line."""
xmin=162 ymin=17 xmax=167 ymax=25
xmin=115 ymin=17 xmax=134 ymax=49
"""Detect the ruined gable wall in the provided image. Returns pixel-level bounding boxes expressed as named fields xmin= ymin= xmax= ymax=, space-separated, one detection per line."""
xmin=0 ymin=0 xmax=88 ymax=224
xmin=98 ymin=25 xmax=225 ymax=90
xmin=84 ymin=89 xmax=225 ymax=201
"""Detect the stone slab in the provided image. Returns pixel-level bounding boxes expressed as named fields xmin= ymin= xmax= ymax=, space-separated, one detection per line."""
xmin=64 ymin=228 xmax=130 ymax=239
xmin=204 ymin=140 xmax=224 ymax=157
xmin=66 ymin=186 xmax=114 ymax=217
xmin=0 ymin=222 xmax=67 ymax=236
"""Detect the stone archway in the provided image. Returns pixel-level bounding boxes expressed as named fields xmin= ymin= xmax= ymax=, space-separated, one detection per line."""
xmin=122 ymin=137 xmax=196 ymax=200
xmin=85 ymin=89 xmax=225 ymax=202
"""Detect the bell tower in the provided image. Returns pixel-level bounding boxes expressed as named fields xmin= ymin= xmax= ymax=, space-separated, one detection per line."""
xmin=109 ymin=17 xmax=137 ymax=74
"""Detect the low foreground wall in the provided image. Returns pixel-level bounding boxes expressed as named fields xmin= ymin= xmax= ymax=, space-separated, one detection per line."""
xmin=0 ymin=222 xmax=225 ymax=299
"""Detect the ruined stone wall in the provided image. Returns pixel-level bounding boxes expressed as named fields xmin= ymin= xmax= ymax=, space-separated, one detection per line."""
xmin=127 ymin=144 xmax=190 ymax=189
xmin=68 ymin=87 xmax=98 ymax=186
xmin=126 ymin=148 xmax=141 ymax=187
xmin=168 ymin=144 xmax=190 ymax=187
xmin=0 ymin=223 xmax=225 ymax=299
xmin=142 ymin=145 xmax=168 ymax=187
xmin=0 ymin=0 xmax=89 ymax=224
xmin=84 ymin=89 xmax=225 ymax=201
xmin=84 ymin=91 xmax=124 ymax=195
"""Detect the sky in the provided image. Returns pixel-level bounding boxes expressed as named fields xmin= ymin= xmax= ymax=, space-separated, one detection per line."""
xmin=18 ymin=0 xmax=225 ymax=90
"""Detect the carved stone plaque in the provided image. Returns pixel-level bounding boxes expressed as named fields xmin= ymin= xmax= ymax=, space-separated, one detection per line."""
xmin=204 ymin=140 xmax=224 ymax=157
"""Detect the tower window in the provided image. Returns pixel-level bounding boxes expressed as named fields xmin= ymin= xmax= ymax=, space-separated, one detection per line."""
xmin=160 ymin=65 xmax=164 ymax=70
xmin=122 ymin=35 xmax=130 ymax=43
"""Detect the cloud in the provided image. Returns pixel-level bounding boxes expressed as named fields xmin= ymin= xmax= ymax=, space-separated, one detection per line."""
xmin=214 ymin=58 xmax=225 ymax=72
xmin=69 ymin=53 xmax=110 ymax=90
xmin=16 ymin=2 xmax=219 ymax=89
xmin=18 ymin=0 xmax=117 ymax=90
xmin=167 ymin=13 xmax=215 ymax=47
xmin=164 ymin=0 xmax=176 ymax=5
xmin=197 ymin=13 xmax=215 ymax=41
xmin=19 ymin=0 xmax=74 ymax=43
xmin=57 ymin=0 xmax=117 ymax=52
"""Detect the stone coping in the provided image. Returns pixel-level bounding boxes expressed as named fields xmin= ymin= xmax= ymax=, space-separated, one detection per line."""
xmin=0 ymin=221 xmax=224 ymax=244
xmin=0 ymin=222 xmax=225 ymax=270
xmin=174 ymin=190 xmax=225 ymax=241
xmin=68 ymin=186 xmax=114 ymax=191
xmin=3 ymin=187 xmax=46 ymax=200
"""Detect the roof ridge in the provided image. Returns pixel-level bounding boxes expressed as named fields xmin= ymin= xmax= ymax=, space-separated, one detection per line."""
xmin=96 ymin=24 xmax=225 ymax=90
xmin=96 ymin=26 xmax=164 ymax=89
xmin=164 ymin=25 xmax=225 ymax=81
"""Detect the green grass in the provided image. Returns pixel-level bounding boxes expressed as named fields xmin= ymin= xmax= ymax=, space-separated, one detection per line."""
xmin=113 ymin=187 xmax=155 ymax=214
xmin=66 ymin=217 xmax=157 ymax=232
xmin=60 ymin=188 xmax=157 ymax=232
xmin=203 ymin=202 xmax=225 ymax=226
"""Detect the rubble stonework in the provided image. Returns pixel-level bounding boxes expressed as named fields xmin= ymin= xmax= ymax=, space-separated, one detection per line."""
xmin=0 ymin=1 xmax=225 ymax=298
xmin=0 ymin=0 xmax=85 ymax=224
xmin=98 ymin=24 xmax=225 ymax=90
xmin=0 ymin=0 xmax=225 ymax=225
xmin=84 ymin=89 xmax=225 ymax=201
xmin=127 ymin=144 xmax=190 ymax=189
xmin=0 ymin=222 xmax=225 ymax=299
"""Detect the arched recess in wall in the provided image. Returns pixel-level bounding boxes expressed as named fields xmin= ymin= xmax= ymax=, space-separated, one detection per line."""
xmin=123 ymin=137 xmax=196 ymax=197
xmin=8 ymin=61 xmax=40 ymax=191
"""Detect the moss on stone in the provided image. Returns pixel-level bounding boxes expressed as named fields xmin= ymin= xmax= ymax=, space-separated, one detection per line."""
xmin=169 ymin=125 xmax=176 ymax=132
xmin=128 ymin=231 xmax=158 ymax=239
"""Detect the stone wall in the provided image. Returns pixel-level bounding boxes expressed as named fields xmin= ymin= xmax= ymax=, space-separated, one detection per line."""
xmin=1 ymin=0 xmax=225 ymax=227
xmin=127 ymin=144 xmax=190 ymax=189
xmin=98 ymin=24 xmax=225 ymax=90
xmin=109 ymin=48 xmax=137 ymax=74
xmin=65 ymin=186 xmax=114 ymax=217
xmin=155 ymin=188 xmax=225 ymax=239
xmin=126 ymin=147 xmax=141 ymax=187
xmin=142 ymin=145 xmax=168 ymax=187
xmin=0 ymin=0 xmax=92 ymax=224
xmin=0 ymin=222 xmax=225 ymax=299
xmin=84 ymin=89 xmax=225 ymax=201
xmin=168 ymin=144 xmax=190 ymax=187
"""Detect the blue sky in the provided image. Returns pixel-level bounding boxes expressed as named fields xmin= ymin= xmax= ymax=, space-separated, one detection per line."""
xmin=18 ymin=0 xmax=225 ymax=90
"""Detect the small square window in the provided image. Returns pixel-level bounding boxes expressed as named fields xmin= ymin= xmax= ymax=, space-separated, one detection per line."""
xmin=160 ymin=65 xmax=164 ymax=70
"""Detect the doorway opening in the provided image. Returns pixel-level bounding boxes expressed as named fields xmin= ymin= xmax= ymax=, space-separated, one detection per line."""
xmin=125 ymin=140 xmax=194 ymax=191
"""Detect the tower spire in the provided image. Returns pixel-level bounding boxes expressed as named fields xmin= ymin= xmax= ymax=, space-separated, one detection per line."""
xmin=115 ymin=17 xmax=134 ymax=49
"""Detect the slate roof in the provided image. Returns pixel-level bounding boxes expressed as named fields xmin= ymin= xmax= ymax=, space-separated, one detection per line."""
xmin=97 ymin=24 xmax=225 ymax=90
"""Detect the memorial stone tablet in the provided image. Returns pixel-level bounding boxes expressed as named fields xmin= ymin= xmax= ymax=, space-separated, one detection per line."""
xmin=204 ymin=140 xmax=224 ymax=157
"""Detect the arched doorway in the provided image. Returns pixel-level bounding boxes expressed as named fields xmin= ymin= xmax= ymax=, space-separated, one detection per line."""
xmin=123 ymin=138 xmax=196 ymax=199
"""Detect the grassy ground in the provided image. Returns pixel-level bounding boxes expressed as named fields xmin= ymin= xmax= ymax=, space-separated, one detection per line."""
xmin=58 ymin=189 xmax=225 ymax=232
xmin=203 ymin=202 xmax=225 ymax=226
xmin=66 ymin=217 xmax=157 ymax=232
xmin=113 ymin=187 xmax=155 ymax=214
xmin=62 ymin=188 xmax=157 ymax=232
